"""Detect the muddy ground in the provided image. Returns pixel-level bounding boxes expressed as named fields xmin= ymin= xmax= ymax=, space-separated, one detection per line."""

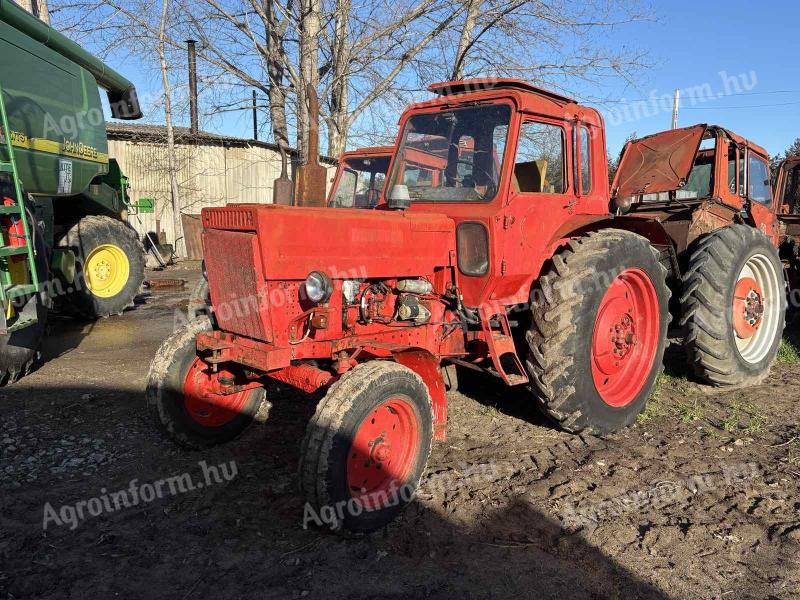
xmin=1 ymin=263 xmax=798 ymax=599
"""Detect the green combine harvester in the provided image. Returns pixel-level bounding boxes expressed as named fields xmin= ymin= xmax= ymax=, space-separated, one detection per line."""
xmin=0 ymin=0 xmax=144 ymax=385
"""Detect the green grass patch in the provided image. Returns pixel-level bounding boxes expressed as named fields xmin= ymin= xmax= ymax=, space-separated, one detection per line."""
xmin=670 ymin=397 xmax=705 ymax=425
xmin=638 ymin=373 xmax=689 ymax=425
xmin=479 ymin=404 xmax=501 ymax=418
xmin=778 ymin=337 xmax=800 ymax=364
xmin=723 ymin=398 xmax=768 ymax=435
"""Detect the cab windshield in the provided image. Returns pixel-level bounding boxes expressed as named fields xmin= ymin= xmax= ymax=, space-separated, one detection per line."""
xmin=387 ymin=104 xmax=511 ymax=203
xmin=330 ymin=155 xmax=390 ymax=208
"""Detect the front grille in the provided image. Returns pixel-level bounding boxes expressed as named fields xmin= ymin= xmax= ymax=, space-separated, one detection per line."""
xmin=202 ymin=206 xmax=256 ymax=231
xmin=203 ymin=229 xmax=270 ymax=341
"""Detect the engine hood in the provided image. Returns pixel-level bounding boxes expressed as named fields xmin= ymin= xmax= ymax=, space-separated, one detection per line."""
xmin=201 ymin=204 xmax=456 ymax=280
xmin=612 ymin=124 xmax=706 ymax=198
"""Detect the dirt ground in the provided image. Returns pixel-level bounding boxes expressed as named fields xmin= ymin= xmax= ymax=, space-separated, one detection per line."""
xmin=1 ymin=262 xmax=798 ymax=600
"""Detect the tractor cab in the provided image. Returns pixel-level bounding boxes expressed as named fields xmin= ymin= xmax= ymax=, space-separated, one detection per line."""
xmin=775 ymin=156 xmax=800 ymax=215
xmin=383 ymin=78 xmax=609 ymax=308
xmin=612 ymin=125 xmax=778 ymax=251
xmin=328 ymin=147 xmax=392 ymax=209
xmin=327 ymin=145 xmax=449 ymax=209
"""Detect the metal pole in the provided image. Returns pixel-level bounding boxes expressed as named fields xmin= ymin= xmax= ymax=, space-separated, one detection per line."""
xmin=671 ymin=89 xmax=680 ymax=130
xmin=252 ymin=90 xmax=258 ymax=141
xmin=186 ymin=40 xmax=199 ymax=134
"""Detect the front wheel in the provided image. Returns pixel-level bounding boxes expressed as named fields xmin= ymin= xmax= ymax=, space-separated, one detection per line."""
xmin=525 ymin=230 xmax=671 ymax=435
xmin=681 ymin=225 xmax=786 ymax=386
xmin=299 ymin=361 xmax=434 ymax=533
xmin=146 ymin=316 xmax=264 ymax=449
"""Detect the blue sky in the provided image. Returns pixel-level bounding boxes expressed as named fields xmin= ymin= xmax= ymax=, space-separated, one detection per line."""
xmin=100 ymin=0 xmax=799 ymax=159
xmin=592 ymin=0 xmax=800 ymax=157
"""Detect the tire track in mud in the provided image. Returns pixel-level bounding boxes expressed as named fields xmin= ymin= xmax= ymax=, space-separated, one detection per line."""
xmin=405 ymin=384 xmax=800 ymax=600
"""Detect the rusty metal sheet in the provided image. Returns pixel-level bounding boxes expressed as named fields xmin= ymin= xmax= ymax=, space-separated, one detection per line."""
xmin=181 ymin=213 xmax=204 ymax=260
xmin=686 ymin=200 xmax=738 ymax=247
xmin=612 ymin=124 xmax=707 ymax=198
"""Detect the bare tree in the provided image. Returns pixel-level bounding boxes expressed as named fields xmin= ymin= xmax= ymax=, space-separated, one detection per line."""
xmin=50 ymin=0 xmax=653 ymax=160
xmin=451 ymin=0 xmax=481 ymax=80
xmin=158 ymin=0 xmax=184 ymax=256
xmin=16 ymin=0 xmax=50 ymax=23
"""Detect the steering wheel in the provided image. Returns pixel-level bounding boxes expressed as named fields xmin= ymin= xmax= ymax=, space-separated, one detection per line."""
xmin=455 ymin=158 xmax=495 ymax=199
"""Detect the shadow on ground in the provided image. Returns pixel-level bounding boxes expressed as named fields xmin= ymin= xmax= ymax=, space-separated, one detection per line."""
xmin=0 ymin=381 xmax=671 ymax=600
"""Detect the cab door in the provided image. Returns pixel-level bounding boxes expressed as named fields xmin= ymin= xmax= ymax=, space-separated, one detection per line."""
xmin=744 ymin=150 xmax=779 ymax=242
xmin=499 ymin=117 xmax=576 ymax=301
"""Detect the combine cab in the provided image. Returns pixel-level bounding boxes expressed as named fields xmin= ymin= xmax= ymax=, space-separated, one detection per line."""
xmin=148 ymin=80 xmax=786 ymax=533
xmin=0 ymin=0 xmax=144 ymax=384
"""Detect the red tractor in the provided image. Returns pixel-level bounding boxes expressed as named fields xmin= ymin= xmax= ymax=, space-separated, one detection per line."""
xmin=148 ymin=80 xmax=786 ymax=533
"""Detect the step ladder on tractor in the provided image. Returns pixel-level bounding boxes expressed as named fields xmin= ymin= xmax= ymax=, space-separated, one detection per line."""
xmin=0 ymin=82 xmax=40 ymax=335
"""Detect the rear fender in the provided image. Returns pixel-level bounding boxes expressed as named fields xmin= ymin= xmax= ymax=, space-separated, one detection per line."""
xmin=545 ymin=215 xmax=679 ymax=279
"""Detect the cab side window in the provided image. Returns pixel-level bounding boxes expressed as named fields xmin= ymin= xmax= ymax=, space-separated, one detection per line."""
xmin=579 ymin=125 xmax=591 ymax=194
xmin=748 ymin=156 xmax=772 ymax=206
xmin=513 ymin=121 xmax=565 ymax=194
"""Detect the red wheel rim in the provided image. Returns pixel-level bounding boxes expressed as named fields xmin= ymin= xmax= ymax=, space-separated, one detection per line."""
xmin=346 ymin=397 xmax=419 ymax=506
xmin=732 ymin=276 xmax=764 ymax=339
xmin=591 ymin=268 xmax=661 ymax=407
xmin=183 ymin=358 xmax=250 ymax=427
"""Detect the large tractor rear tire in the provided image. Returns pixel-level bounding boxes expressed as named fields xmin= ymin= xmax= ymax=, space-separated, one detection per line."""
xmin=0 ymin=212 xmax=49 ymax=387
xmin=299 ymin=361 xmax=434 ymax=533
xmin=680 ymin=225 xmax=786 ymax=386
xmin=146 ymin=316 xmax=264 ymax=449
xmin=58 ymin=215 xmax=145 ymax=319
xmin=525 ymin=230 xmax=671 ymax=435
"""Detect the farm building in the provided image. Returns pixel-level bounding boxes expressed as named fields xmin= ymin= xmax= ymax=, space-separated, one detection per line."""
xmin=106 ymin=123 xmax=337 ymax=259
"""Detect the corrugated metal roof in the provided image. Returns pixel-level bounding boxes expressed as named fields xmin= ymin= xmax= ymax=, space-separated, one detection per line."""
xmin=106 ymin=123 xmax=337 ymax=164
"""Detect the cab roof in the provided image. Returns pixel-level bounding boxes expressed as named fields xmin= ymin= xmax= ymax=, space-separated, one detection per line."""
xmin=339 ymin=146 xmax=393 ymax=160
xmin=428 ymin=78 xmax=576 ymax=104
xmin=408 ymin=78 xmax=601 ymax=128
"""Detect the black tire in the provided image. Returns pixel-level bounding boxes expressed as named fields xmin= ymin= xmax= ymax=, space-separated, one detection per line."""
xmin=0 ymin=210 xmax=49 ymax=386
xmin=58 ymin=216 xmax=145 ymax=318
xmin=188 ymin=279 xmax=213 ymax=321
xmin=299 ymin=361 xmax=434 ymax=533
xmin=680 ymin=225 xmax=786 ymax=386
xmin=525 ymin=230 xmax=670 ymax=435
xmin=146 ymin=316 xmax=264 ymax=449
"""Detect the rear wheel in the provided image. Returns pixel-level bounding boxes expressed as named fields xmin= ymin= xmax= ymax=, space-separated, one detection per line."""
xmin=525 ymin=230 xmax=670 ymax=435
xmin=146 ymin=316 xmax=264 ymax=449
xmin=681 ymin=225 xmax=786 ymax=386
xmin=58 ymin=216 xmax=145 ymax=318
xmin=299 ymin=361 xmax=433 ymax=533
xmin=0 ymin=211 xmax=49 ymax=386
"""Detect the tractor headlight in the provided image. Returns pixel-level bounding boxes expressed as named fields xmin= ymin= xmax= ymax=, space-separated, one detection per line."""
xmin=304 ymin=271 xmax=332 ymax=303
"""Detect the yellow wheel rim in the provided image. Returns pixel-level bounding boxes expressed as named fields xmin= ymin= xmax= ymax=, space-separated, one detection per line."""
xmin=85 ymin=244 xmax=130 ymax=299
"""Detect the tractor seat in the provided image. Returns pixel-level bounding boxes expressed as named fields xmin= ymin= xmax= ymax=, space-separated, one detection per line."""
xmin=512 ymin=160 xmax=548 ymax=193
